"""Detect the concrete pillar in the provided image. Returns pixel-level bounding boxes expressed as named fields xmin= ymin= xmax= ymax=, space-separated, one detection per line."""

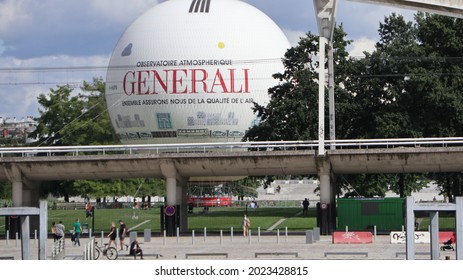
xmin=318 ymin=158 xmax=334 ymax=235
xmin=4 ymin=164 xmax=24 ymax=207
xmin=161 ymin=160 xmax=189 ymax=234
xmin=166 ymin=178 xmax=177 ymax=205
xmin=12 ymin=181 xmax=23 ymax=207
xmin=319 ymin=172 xmax=331 ymax=205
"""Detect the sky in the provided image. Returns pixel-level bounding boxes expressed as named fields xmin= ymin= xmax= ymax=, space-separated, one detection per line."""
xmin=0 ymin=0 xmax=417 ymax=119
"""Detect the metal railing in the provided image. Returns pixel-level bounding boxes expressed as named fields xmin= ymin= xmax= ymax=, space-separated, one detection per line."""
xmin=0 ymin=137 xmax=462 ymax=158
xmin=83 ymin=237 xmax=95 ymax=260
xmin=51 ymin=237 xmax=66 ymax=260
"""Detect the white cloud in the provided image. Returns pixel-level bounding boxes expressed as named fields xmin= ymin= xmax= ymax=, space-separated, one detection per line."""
xmin=88 ymin=0 xmax=159 ymax=24
xmin=0 ymin=54 xmax=110 ymax=118
xmin=348 ymin=37 xmax=377 ymax=58
xmin=0 ymin=0 xmax=29 ymax=34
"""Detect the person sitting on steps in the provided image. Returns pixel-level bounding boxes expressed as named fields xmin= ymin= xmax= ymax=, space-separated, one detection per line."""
xmin=129 ymin=239 xmax=143 ymax=259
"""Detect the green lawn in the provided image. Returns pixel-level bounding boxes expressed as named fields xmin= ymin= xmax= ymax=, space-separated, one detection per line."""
xmin=25 ymin=206 xmax=316 ymax=236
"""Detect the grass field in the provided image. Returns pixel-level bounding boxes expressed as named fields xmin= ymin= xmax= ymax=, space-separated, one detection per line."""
xmin=42 ymin=206 xmax=316 ymax=235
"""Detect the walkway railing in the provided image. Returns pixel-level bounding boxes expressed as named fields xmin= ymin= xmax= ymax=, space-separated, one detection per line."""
xmin=51 ymin=237 xmax=66 ymax=260
xmin=83 ymin=237 xmax=95 ymax=260
xmin=1 ymin=137 xmax=463 ymax=158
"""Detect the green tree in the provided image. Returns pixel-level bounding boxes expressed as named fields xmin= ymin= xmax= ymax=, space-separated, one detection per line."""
xmin=245 ymin=25 xmax=353 ymax=141
xmin=0 ymin=182 xmax=11 ymax=200
xmin=30 ymin=78 xmax=116 ymax=146
xmin=31 ymin=78 xmax=120 ymax=200
xmin=412 ymin=13 xmax=463 ymax=200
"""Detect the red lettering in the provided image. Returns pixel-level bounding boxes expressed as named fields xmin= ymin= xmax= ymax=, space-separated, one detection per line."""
xmin=152 ymin=70 xmax=168 ymax=94
xmin=172 ymin=69 xmax=188 ymax=94
xmin=243 ymin=68 xmax=249 ymax=93
xmin=210 ymin=69 xmax=228 ymax=93
xmin=123 ymin=71 xmax=136 ymax=95
xmin=122 ymin=68 xmax=251 ymax=95
xmin=191 ymin=69 xmax=207 ymax=93
xmin=138 ymin=70 xmax=150 ymax=95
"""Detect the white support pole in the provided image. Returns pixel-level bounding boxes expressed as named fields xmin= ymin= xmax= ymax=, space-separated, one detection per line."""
xmin=406 ymin=197 xmax=415 ymax=260
xmin=430 ymin=211 xmax=439 ymax=260
xmin=318 ymin=36 xmax=327 ymax=155
xmin=328 ymin=41 xmax=336 ymax=149
xmin=20 ymin=215 xmax=30 ymax=260
xmin=38 ymin=200 xmax=47 ymax=260
xmin=455 ymin=197 xmax=463 ymax=260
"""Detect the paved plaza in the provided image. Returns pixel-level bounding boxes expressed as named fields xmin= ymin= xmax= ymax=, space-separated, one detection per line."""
xmin=0 ymin=233 xmax=457 ymax=260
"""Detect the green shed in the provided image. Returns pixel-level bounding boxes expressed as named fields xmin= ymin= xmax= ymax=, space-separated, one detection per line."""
xmin=337 ymin=197 xmax=405 ymax=232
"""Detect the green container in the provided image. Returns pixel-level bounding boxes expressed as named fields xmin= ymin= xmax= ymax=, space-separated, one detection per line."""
xmin=337 ymin=197 xmax=405 ymax=231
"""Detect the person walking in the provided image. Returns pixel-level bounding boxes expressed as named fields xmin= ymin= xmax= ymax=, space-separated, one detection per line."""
xmin=119 ymin=220 xmax=128 ymax=251
xmin=73 ymin=218 xmax=82 ymax=246
xmin=107 ymin=222 xmax=117 ymax=249
xmin=55 ymin=221 xmax=65 ymax=241
xmin=51 ymin=221 xmax=58 ymax=242
xmin=302 ymin=198 xmax=310 ymax=216
xmin=242 ymin=215 xmax=251 ymax=237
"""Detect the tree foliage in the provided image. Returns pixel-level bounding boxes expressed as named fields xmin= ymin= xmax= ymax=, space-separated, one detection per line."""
xmin=30 ymin=78 xmax=116 ymax=146
xmin=246 ymin=14 xmax=463 ymax=198
xmin=31 ymin=78 xmax=167 ymax=201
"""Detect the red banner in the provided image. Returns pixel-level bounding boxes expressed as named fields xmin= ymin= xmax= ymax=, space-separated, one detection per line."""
xmin=332 ymin=231 xmax=373 ymax=244
xmin=439 ymin=231 xmax=455 ymax=243
xmin=188 ymin=197 xmax=232 ymax=207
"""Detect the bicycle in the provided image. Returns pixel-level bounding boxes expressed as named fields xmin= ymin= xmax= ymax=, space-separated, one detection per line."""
xmin=93 ymin=241 xmax=118 ymax=260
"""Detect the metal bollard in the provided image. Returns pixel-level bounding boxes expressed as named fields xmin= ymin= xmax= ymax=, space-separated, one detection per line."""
xmin=192 ymin=230 xmax=195 ymax=245
xmin=144 ymin=229 xmax=151 ymax=243
xmin=313 ymin=227 xmax=320 ymax=242
xmin=306 ymin=230 xmax=314 ymax=244
xmin=129 ymin=231 xmax=137 ymax=244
